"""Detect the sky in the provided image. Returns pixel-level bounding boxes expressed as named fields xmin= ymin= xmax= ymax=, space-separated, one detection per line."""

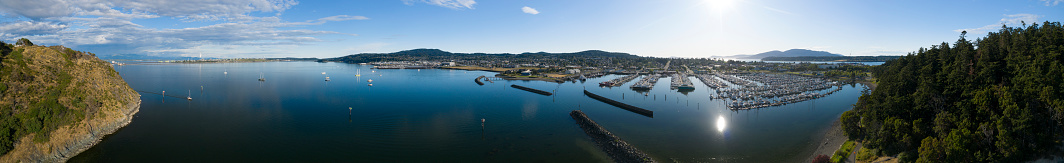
xmin=0 ymin=0 xmax=1062 ymax=58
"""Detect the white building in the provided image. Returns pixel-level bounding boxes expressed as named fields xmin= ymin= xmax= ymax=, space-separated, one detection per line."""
xmin=565 ymin=69 xmax=581 ymax=74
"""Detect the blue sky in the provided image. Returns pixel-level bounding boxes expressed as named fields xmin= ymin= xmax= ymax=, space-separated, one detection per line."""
xmin=1 ymin=0 xmax=1062 ymax=58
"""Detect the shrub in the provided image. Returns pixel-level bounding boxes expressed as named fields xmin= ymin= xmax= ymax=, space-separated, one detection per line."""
xmin=812 ymin=154 xmax=831 ymax=163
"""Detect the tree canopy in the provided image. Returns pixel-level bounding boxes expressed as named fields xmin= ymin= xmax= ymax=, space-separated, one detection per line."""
xmin=15 ymin=38 xmax=32 ymax=46
xmin=842 ymin=21 xmax=1064 ymax=162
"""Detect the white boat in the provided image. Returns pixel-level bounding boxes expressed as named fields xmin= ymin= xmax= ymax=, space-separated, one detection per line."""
xmin=258 ymin=72 xmax=265 ymax=81
xmin=356 ymin=69 xmax=361 ymax=76
xmin=186 ymin=90 xmax=192 ymax=100
xmin=325 ymin=76 xmax=331 ymax=81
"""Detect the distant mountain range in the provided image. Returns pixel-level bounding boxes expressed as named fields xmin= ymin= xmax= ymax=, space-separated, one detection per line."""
xmin=320 ymin=48 xmax=639 ymax=63
xmin=730 ymin=49 xmax=843 ymax=59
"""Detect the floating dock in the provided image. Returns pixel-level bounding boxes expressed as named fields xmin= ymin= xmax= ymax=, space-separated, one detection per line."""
xmin=570 ymin=110 xmax=655 ymax=163
xmin=583 ymin=90 xmax=653 ymax=118
xmin=511 ymin=84 xmax=553 ymax=96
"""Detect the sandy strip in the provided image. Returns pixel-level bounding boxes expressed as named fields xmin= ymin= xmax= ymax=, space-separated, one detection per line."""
xmin=801 ymin=117 xmax=847 ymax=163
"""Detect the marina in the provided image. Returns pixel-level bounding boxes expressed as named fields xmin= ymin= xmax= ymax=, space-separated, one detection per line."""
xmin=599 ymin=74 xmax=640 ymax=87
xmin=712 ymin=73 xmax=843 ymax=110
xmin=670 ymin=73 xmax=695 ymax=90
xmin=629 ymin=74 xmax=661 ymax=90
xmin=75 ymin=62 xmax=865 ymax=162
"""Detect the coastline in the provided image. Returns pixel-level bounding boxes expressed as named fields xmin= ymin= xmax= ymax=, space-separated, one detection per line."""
xmin=800 ymin=114 xmax=847 ymax=163
xmin=0 ymin=94 xmax=141 ymax=162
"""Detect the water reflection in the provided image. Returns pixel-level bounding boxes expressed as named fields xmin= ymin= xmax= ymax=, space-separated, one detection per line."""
xmin=716 ymin=115 xmax=727 ymax=133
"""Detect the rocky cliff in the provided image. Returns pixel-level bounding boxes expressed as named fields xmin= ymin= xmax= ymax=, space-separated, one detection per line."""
xmin=0 ymin=43 xmax=140 ymax=162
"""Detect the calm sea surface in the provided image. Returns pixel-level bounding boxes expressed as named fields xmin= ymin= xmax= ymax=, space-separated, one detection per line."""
xmin=70 ymin=62 xmax=863 ymax=162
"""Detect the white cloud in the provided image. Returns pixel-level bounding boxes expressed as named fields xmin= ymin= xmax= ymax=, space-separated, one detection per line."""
xmin=0 ymin=0 xmax=369 ymax=58
xmin=522 ymin=6 xmax=539 ymax=15
xmin=405 ymin=0 xmax=476 ymax=9
xmin=318 ymin=15 xmax=369 ymax=22
xmin=1041 ymin=0 xmax=1063 ymax=6
xmin=954 ymin=14 xmax=1042 ymax=34
xmin=0 ymin=0 xmax=298 ymax=21
xmin=0 ymin=0 xmax=76 ymax=19
xmin=0 ymin=21 xmax=69 ymax=35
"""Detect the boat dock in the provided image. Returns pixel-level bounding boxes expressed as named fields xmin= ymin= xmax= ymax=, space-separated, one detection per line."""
xmin=583 ymin=90 xmax=653 ymax=118
xmin=695 ymin=74 xmax=729 ymax=89
xmin=629 ymin=74 xmax=660 ymax=90
xmin=600 ymin=74 xmax=639 ymax=87
xmin=670 ymin=73 xmax=695 ymax=90
xmin=511 ymin=84 xmax=553 ymax=96
xmin=712 ymin=73 xmax=843 ymax=110
xmin=569 ymin=110 xmax=655 ymax=163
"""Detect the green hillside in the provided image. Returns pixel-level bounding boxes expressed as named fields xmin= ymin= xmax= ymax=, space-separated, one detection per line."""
xmin=0 ymin=39 xmax=139 ymax=159
xmin=841 ymin=22 xmax=1064 ymax=162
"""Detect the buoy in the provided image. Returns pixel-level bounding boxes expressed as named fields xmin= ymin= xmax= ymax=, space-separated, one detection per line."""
xmin=481 ymin=119 xmax=485 ymax=123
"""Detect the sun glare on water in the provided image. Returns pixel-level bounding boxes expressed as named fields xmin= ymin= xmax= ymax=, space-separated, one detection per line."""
xmin=716 ymin=115 xmax=727 ymax=133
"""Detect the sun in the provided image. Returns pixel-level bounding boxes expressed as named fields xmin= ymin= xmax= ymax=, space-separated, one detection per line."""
xmin=707 ymin=0 xmax=736 ymax=11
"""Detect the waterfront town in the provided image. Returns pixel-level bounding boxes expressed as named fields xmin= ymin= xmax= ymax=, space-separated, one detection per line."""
xmin=314 ymin=48 xmax=875 ymax=110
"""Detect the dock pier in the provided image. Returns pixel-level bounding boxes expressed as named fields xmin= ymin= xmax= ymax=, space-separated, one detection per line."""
xmin=511 ymin=84 xmax=553 ymax=96
xmin=583 ymin=90 xmax=653 ymax=118
xmin=570 ymin=110 xmax=655 ymax=163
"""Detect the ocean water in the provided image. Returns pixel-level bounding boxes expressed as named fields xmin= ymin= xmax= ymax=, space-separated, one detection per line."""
xmin=70 ymin=62 xmax=863 ymax=162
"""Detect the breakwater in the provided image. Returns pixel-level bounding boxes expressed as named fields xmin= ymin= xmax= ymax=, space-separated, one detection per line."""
xmin=511 ymin=84 xmax=553 ymax=96
xmin=583 ymin=90 xmax=653 ymax=118
xmin=570 ymin=110 xmax=655 ymax=163
xmin=475 ymin=76 xmax=485 ymax=85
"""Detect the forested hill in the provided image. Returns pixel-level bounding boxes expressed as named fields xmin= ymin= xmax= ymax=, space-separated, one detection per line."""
xmin=319 ymin=49 xmax=638 ymax=63
xmin=0 ymin=40 xmax=140 ymax=162
xmin=840 ymin=21 xmax=1064 ymax=162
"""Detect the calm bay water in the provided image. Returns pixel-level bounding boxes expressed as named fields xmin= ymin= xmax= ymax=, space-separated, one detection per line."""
xmin=70 ymin=62 xmax=863 ymax=162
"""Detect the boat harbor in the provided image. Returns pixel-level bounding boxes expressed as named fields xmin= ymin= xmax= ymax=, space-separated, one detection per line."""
xmin=629 ymin=74 xmax=661 ymax=90
xmin=707 ymin=73 xmax=843 ymax=110
xmin=599 ymin=74 xmax=640 ymax=87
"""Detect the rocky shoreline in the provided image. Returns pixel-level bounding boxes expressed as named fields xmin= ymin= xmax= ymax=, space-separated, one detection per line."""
xmin=570 ymin=110 xmax=655 ymax=163
xmin=0 ymin=99 xmax=141 ymax=162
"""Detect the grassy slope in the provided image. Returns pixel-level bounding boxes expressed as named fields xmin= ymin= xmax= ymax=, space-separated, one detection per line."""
xmin=0 ymin=45 xmax=139 ymax=159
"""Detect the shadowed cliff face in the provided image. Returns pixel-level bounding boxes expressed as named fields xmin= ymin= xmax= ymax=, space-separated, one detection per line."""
xmin=0 ymin=43 xmax=140 ymax=162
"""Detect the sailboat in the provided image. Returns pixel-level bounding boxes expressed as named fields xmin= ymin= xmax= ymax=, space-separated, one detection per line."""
xmin=258 ymin=72 xmax=266 ymax=81
xmin=356 ymin=69 xmax=361 ymax=76
xmin=186 ymin=90 xmax=192 ymax=100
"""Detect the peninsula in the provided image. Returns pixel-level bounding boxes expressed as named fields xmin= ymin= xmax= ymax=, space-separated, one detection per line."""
xmin=0 ymin=39 xmax=141 ymax=162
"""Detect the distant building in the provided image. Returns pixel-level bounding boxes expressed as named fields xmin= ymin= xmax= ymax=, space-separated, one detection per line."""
xmin=818 ymin=64 xmax=839 ymax=69
xmin=521 ymin=70 xmax=533 ymax=76
xmin=565 ymin=69 xmax=581 ymax=74
xmin=442 ymin=62 xmax=456 ymax=66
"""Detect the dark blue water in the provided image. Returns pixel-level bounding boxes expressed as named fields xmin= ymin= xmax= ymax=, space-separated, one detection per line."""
xmin=70 ymin=62 xmax=863 ymax=162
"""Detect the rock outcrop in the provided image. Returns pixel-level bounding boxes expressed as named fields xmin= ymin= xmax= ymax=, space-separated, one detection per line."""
xmin=0 ymin=44 xmax=141 ymax=162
